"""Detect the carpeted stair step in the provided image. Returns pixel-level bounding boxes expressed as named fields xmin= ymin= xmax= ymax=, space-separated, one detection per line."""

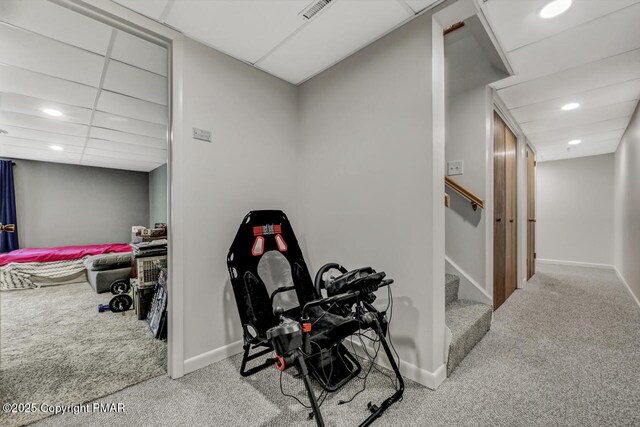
xmin=445 ymin=273 xmax=460 ymax=306
xmin=445 ymin=299 xmax=492 ymax=376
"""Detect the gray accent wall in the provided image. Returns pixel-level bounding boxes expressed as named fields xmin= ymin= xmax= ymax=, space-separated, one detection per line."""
xmin=614 ymin=102 xmax=640 ymax=302
xmin=13 ymin=159 xmax=149 ymax=248
xmin=537 ymin=154 xmax=615 ymax=265
xmin=149 ymin=163 xmax=167 ymax=226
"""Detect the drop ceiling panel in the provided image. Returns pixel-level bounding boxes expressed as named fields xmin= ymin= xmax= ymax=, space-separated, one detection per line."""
xmin=92 ymin=111 xmax=167 ymax=140
xmin=0 ymin=65 xmax=97 ymax=108
xmin=0 ymin=112 xmax=88 ymax=138
xmin=86 ymin=139 xmax=167 ymax=161
xmin=0 ymin=93 xmax=93 ymax=125
xmin=526 ymin=117 xmax=630 ymax=145
xmin=519 ymin=101 xmax=636 ymax=134
xmin=258 ymin=0 xmax=411 ymax=84
xmin=498 ymin=49 xmax=640 ymax=108
xmin=533 ymin=129 xmax=625 ymax=148
xmin=164 ymin=0 xmax=310 ymax=64
xmin=0 ymin=126 xmax=86 ymax=147
xmin=96 ymin=91 xmax=167 ymax=125
xmin=89 ymin=127 xmax=167 ymax=149
xmin=103 ymin=60 xmax=167 ymax=105
xmin=506 ymin=4 xmax=640 ymax=84
xmin=483 ymin=0 xmax=639 ymax=53
xmin=0 ymin=0 xmax=113 ymax=55
xmin=404 ymin=0 xmax=440 ymax=14
xmin=0 ymin=24 xmax=104 ymax=87
xmin=111 ymin=0 xmax=170 ymax=20
xmin=111 ymin=30 xmax=167 ymax=76
xmin=82 ymin=154 xmax=163 ymax=172
xmin=510 ymin=79 xmax=640 ymax=123
xmin=537 ymin=140 xmax=620 ymax=162
xmin=0 ymin=143 xmax=82 ymax=164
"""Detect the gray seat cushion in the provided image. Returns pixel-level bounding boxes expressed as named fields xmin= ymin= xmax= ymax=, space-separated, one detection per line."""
xmin=84 ymin=253 xmax=132 ymax=271
xmin=87 ymin=267 xmax=132 ymax=293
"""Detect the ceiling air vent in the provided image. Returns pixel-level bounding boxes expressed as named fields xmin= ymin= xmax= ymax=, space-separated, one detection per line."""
xmin=302 ymin=0 xmax=332 ymax=20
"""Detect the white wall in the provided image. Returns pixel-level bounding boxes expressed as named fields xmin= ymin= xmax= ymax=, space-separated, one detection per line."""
xmin=297 ymin=11 xmax=446 ymax=384
xmin=149 ymin=163 xmax=167 ymax=226
xmin=12 ymin=159 xmax=149 ymax=248
xmin=537 ymin=154 xmax=614 ymax=266
xmin=614 ymin=102 xmax=640 ymax=303
xmin=171 ymin=36 xmax=299 ymax=368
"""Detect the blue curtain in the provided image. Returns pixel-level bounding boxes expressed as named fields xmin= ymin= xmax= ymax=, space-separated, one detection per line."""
xmin=0 ymin=160 xmax=19 ymax=252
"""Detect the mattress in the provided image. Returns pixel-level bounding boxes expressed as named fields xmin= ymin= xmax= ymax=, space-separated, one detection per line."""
xmin=0 ymin=244 xmax=132 ymax=291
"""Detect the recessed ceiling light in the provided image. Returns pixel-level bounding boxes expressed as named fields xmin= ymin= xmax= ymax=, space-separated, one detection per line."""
xmin=568 ymin=139 xmax=582 ymax=145
xmin=50 ymin=145 xmax=64 ymax=151
xmin=540 ymin=0 xmax=572 ymax=19
xmin=43 ymin=108 xmax=63 ymax=117
xmin=561 ymin=102 xmax=580 ymax=111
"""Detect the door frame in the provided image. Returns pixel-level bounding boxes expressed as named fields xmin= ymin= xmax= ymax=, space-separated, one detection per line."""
xmin=51 ymin=0 xmax=183 ymax=378
xmin=493 ymin=93 xmax=529 ymax=292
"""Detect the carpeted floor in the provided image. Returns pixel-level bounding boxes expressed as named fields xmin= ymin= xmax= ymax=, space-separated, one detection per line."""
xmin=34 ymin=264 xmax=640 ymax=426
xmin=0 ymin=282 xmax=166 ymax=426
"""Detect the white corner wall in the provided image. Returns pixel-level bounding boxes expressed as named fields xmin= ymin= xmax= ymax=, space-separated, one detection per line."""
xmin=614 ymin=102 xmax=640 ymax=305
xmin=297 ymin=11 xmax=446 ymax=387
xmin=171 ymin=36 xmax=300 ymax=372
xmin=537 ymin=154 xmax=615 ymax=266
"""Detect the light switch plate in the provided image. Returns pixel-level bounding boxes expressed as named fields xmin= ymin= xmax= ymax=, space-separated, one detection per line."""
xmin=193 ymin=128 xmax=212 ymax=142
xmin=447 ymin=160 xmax=463 ymax=176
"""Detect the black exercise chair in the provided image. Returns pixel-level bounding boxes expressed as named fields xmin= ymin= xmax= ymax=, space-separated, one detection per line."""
xmin=227 ymin=210 xmax=404 ymax=426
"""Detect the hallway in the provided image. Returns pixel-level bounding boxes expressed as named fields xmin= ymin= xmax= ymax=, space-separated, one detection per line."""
xmin=35 ymin=264 xmax=640 ymax=427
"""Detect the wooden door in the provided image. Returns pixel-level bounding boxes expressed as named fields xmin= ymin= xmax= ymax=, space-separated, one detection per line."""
xmin=526 ymin=145 xmax=536 ymax=279
xmin=493 ymin=112 xmax=517 ymax=309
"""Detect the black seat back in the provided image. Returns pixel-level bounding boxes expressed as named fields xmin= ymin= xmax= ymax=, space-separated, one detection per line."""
xmin=227 ymin=210 xmax=318 ymax=340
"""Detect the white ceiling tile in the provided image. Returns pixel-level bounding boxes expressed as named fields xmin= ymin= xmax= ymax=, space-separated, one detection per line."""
xmin=0 ymin=0 xmax=113 ymax=55
xmin=258 ymin=0 xmax=411 ymax=84
xmin=0 ymin=24 xmax=104 ymax=87
xmin=92 ymin=111 xmax=167 ymax=140
xmin=0 ymin=92 xmax=93 ymax=125
xmin=81 ymin=154 xmax=162 ymax=172
xmin=520 ymin=101 xmax=636 ymax=134
xmin=96 ymin=91 xmax=167 ymax=124
xmin=506 ymin=3 xmax=640 ymax=83
xmin=404 ymin=0 xmax=440 ymax=14
xmin=111 ymin=0 xmax=170 ymax=20
xmin=103 ymin=61 xmax=167 ymax=105
xmin=497 ymin=49 xmax=640 ymax=108
xmin=533 ymin=129 xmax=625 ymax=148
xmin=0 ymin=126 xmax=86 ymax=147
xmin=164 ymin=0 xmax=310 ymax=64
xmin=527 ymin=117 xmax=630 ymax=145
xmin=536 ymin=140 xmax=620 ymax=162
xmin=483 ymin=0 xmax=639 ymax=53
xmin=86 ymin=139 xmax=167 ymax=161
xmin=89 ymin=127 xmax=167 ymax=149
xmin=111 ymin=30 xmax=167 ymax=76
xmin=0 ymin=112 xmax=89 ymax=138
xmin=510 ymin=79 xmax=640 ymax=123
xmin=0 ymin=143 xmax=82 ymax=164
xmin=0 ymin=65 xmax=97 ymax=108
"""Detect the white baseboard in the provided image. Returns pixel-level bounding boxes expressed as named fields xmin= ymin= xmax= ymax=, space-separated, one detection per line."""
xmin=615 ymin=269 xmax=640 ymax=310
xmin=537 ymin=259 xmax=614 ymax=270
xmin=348 ymin=337 xmax=446 ymax=390
xmin=183 ymin=340 xmax=244 ymax=375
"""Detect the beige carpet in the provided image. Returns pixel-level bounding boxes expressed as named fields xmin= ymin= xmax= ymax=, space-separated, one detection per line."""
xmin=0 ymin=282 xmax=166 ymax=426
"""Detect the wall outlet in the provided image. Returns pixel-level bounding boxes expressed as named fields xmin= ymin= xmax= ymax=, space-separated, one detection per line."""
xmin=447 ymin=160 xmax=463 ymax=176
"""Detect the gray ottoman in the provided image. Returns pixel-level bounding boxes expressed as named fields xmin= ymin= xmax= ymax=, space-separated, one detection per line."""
xmin=84 ymin=253 xmax=132 ymax=294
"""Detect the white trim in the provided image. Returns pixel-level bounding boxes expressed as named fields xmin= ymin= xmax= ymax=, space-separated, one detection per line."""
xmin=348 ymin=338 xmax=447 ymax=390
xmin=615 ymin=269 xmax=640 ymax=309
xmin=184 ymin=340 xmax=244 ymax=375
xmin=537 ymin=258 xmax=614 ymax=270
xmin=445 ymin=255 xmax=492 ymax=304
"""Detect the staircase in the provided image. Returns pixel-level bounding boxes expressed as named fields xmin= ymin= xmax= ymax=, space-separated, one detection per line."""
xmin=445 ymin=273 xmax=492 ymax=376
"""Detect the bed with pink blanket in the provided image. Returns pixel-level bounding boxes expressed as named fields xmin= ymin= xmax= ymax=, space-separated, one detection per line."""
xmin=0 ymin=244 xmax=131 ymax=291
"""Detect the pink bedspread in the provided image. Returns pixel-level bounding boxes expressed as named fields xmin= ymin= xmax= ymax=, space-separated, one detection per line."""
xmin=0 ymin=244 xmax=131 ymax=266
